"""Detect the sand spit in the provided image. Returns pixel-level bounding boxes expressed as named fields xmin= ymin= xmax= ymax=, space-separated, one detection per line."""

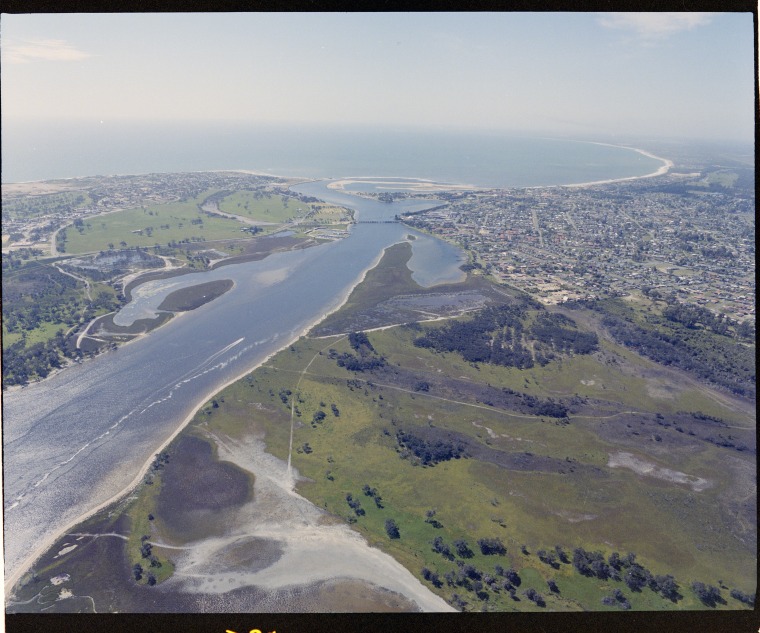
xmin=607 ymin=451 xmax=711 ymax=492
xmin=161 ymin=433 xmax=453 ymax=611
xmin=325 ymin=143 xmax=672 ymax=195
xmin=327 ymin=177 xmax=479 ymax=192
xmin=562 ymin=144 xmax=673 ymax=188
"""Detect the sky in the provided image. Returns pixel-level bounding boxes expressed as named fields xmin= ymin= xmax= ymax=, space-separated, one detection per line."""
xmin=0 ymin=12 xmax=755 ymax=141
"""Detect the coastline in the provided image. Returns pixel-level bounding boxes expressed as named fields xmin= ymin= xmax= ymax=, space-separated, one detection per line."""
xmin=3 ymin=237 xmax=409 ymax=601
xmin=318 ymin=144 xmax=672 ymax=194
xmin=560 ymin=143 xmax=673 ymax=189
xmin=326 ymin=177 xmax=480 ymax=193
xmin=3 ymin=141 xmax=673 ymax=200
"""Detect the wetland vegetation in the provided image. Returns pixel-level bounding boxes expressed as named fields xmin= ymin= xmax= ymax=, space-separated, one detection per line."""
xmin=9 ymin=241 xmax=754 ymax=613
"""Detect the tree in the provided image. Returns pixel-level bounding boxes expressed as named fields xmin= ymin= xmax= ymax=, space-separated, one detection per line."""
xmin=624 ymin=563 xmax=651 ymax=592
xmin=523 ymin=588 xmax=545 ymax=607
xmin=730 ymin=588 xmax=755 ymax=607
xmin=431 ymin=536 xmax=453 ymax=560
xmin=454 ymin=539 xmax=474 ymax=558
xmin=385 ymin=518 xmax=400 ymax=539
xmin=478 ymin=537 xmax=506 ymax=556
xmin=692 ymin=582 xmax=724 ymax=607
xmin=504 ymin=568 xmax=521 ymax=586
xmin=652 ymin=574 xmax=680 ymax=602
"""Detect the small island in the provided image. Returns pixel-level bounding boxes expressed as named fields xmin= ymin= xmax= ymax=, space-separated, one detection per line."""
xmin=157 ymin=279 xmax=234 ymax=313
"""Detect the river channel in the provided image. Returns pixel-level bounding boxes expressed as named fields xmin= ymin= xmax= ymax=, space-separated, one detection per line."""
xmin=2 ymin=181 xmax=465 ymax=587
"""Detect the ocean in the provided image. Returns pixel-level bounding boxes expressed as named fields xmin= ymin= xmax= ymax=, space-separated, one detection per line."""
xmin=1 ymin=120 xmax=664 ymax=186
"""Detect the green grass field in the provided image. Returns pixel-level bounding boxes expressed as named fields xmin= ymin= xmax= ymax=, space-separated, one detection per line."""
xmin=60 ymin=194 xmax=253 ymax=254
xmin=189 ymin=321 xmax=753 ymax=611
xmin=217 ymin=191 xmax=305 ymax=223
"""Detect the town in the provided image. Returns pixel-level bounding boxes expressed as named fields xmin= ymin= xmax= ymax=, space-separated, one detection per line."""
xmin=400 ymin=170 xmax=755 ymax=324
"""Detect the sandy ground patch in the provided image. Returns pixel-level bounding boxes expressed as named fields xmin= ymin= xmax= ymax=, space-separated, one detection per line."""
xmin=607 ymin=451 xmax=711 ymax=492
xmin=553 ymin=510 xmax=598 ymax=523
xmin=53 ymin=545 xmax=78 ymax=559
xmin=327 ymin=178 xmax=478 ymax=192
xmin=159 ymin=432 xmax=454 ymax=612
xmin=2 ymin=181 xmax=84 ymax=196
xmin=645 ymin=380 xmax=680 ymax=400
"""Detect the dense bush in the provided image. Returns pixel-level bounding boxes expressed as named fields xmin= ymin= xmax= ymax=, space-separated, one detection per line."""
xmin=384 ymin=518 xmax=400 ymax=539
xmin=334 ymin=351 xmax=386 ymax=372
xmin=396 ymin=429 xmax=466 ymax=466
xmin=593 ymin=300 xmax=755 ymax=398
xmin=730 ymin=588 xmax=755 ymax=606
xmin=691 ymin=582 xmax=724 ymax=607
xmin=530 ymin=313 xmax=599 ymax=354
xmin=478 ymin=538 xmax=506 ymax=556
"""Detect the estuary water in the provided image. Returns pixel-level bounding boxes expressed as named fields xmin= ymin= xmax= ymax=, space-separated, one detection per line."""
xmin=2 ymin=183 xmax=464 ymax=585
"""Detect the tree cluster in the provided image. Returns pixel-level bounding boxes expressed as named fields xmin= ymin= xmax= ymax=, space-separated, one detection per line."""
xmin=663 ymin=302 xmax=737 ymax=337
xmin=2 ymin=335 xmax=70 ymax=386
xmin=425 ymin=509 xmax=443 ymax=528
xmin=431 ymin=536 xmax=454 ymax=560
xmin=2 ymin=263 xmax=122 ymax=385
xmin=600 ymin=309 xmax=755 ymax=398
xmin=413 ymin=303 xmax=599 ymax=371
xmin=523 ymin=588 xmax=545 ymax=607
xmin=530 ymin=312 xmax=599 ymax=355
xmin=396 ymin=429 xmax=466 ymax=466
xmin=362 ymin=484 xmax=384 ymax=508
xmin=421 ymin=567 xmax=443 ymax=588
xmin=345 ymin=493 xmax=365 ymax=517
xmin=499 ymin=387 xmax=570 ymax=418
xmin=333 ymin=352 xmax=386 ymax=372
xmin=691 ymin=582 xmax=725 ymax=607
xmin=730 ymin=588 xmax=755 ymax=607
xmin=453 ymin=539 xmax=474 ymax=559
xmin=348 ymin=331 xmax=375 ymax=353
xmin=601 ymin=588 xmax=631 ymax=610
xmin=477 ymin=538 xmax=506 ymax=556
xmin=413 ymin=303 xmax=535 ymax=368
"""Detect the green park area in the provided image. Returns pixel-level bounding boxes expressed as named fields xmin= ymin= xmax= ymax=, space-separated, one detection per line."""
xmin=58 ymin=193 xmax=252 ymax=254
xmin=216 ymin=191 xmax=306 ymax=223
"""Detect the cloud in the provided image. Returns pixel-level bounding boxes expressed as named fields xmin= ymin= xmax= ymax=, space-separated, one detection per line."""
xmin=3 ymin=39 xmax=94 ymax=63
xmin=597 ymin=12 xmax=714 ymax=40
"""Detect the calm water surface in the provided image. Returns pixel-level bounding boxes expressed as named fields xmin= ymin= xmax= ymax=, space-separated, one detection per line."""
xmin=2 ymin=122 xmax=665 ymax=186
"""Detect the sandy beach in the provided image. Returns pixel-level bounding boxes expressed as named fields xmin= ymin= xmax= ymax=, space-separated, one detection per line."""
xmin=561 ymin=143 xmax=673 ymax=188
xmin=327 ymin=177 xmax=480 ymax=193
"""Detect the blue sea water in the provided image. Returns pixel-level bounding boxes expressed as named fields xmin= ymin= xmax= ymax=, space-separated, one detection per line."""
xmin=1 ymin=120 xmax=664 ymax=186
